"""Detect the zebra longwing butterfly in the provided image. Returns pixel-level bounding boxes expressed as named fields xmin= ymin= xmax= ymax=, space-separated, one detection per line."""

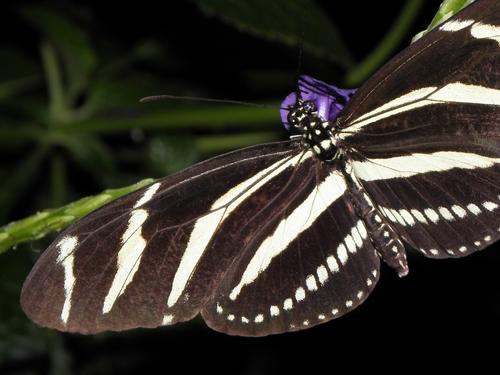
xmin=21 ymin=0 xmax=500 ymax=336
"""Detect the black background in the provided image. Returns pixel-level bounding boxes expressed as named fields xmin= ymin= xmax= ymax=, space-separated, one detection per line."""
xmin=1 ymin=0 xmax=499 ymax=374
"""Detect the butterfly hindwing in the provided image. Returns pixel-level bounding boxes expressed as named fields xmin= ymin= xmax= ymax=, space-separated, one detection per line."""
xmin=202 ymin=170 xmax=380 ymax=336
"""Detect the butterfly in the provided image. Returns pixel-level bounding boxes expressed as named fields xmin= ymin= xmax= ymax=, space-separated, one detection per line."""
xmin=21 ymin=0 xmax=500 ymax=336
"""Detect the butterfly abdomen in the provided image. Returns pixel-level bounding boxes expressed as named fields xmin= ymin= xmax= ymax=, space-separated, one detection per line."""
xmin=343 ymin=167 xmax=409 ymax=276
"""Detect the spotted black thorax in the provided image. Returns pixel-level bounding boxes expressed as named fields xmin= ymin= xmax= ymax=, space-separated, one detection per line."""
xmin=280 ymin=76 xmax=357 ymax=162
xmin=286 ymin=99 xmax=339 ymax=162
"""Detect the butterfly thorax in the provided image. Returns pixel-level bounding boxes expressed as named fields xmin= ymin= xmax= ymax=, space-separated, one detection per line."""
xmin=287 ymin=99 xmax=340 ymax=162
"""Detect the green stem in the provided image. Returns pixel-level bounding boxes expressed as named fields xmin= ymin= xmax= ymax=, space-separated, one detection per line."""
xmin=50 ymin=153 xmax=66 ymax=207
xmin=40 ymin=41 xmax=67 ymax=124
xmin=344 ymin=0 xmax=426 ymax=86
xmin=427 ymin=0 xmax=474 ymax=30
xmin=0 ymin=178 xmax=154 ymax=254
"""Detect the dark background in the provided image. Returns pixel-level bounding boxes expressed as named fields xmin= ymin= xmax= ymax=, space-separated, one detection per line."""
xmin=1 ymin=0 xmax=498 ymax=374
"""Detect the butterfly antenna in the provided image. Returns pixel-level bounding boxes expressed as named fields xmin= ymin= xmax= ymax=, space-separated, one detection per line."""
xmin=139 ymin=94 xmax=274 ymax=109
xmin=294 ymin=26 xmax=305 ymax=102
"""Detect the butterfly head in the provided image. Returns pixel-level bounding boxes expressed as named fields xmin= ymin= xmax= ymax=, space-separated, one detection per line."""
xmin=280 ymin=75 xmax=357 ymax=131
xmin=280 ymin=76 xmax=356 ymax=161
xmin=286 ymin=99 xmax=318 ymax=129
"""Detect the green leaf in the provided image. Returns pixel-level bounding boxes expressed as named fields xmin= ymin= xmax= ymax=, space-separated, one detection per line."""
xmin=62 ymin=105 xmax=280 ymax=135
xmin=412 ymin=0 xmax=476 ymax=42
xmin=193 ymin=0 xmax=354 ymax=68
xmin=0 ymin=178 xmax=154 ymax=254
xmin=20 ymin=6 xmax=98 ymax=100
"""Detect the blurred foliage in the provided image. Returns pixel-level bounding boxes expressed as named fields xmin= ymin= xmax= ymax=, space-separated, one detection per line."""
xmin=194 ymin=0 xmax=355 ymax=68
xmin=0 ymin=0 xmax=472 ymax=373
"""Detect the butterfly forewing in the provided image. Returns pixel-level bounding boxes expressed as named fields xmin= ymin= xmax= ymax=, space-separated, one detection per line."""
xmin=340 ymin=0 xmax=500 ymax=258
xmin=21 ymin=142 xmax=308 ymax=333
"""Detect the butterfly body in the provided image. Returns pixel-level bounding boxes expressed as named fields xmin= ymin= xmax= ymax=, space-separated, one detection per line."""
xmin=21 ymin=0 xmax=500 ymax=336
xmin=286 ymin=99 xmax=338 ymax=161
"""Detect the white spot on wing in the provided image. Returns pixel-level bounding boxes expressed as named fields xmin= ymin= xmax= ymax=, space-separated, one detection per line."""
xmin=467 ymin=203 xmax=481 ymax=215
xmin=424 ymin=208 xmax=440 ymax=224
xmin=357 ymin=221 xmax=368 ymax=239
xmin=399 ymin=209 xmax=415 ymax=226
xmin=162 ymin=314 xmax=174 ymax=325
xmin=306 ymin=275 xmax=318 ymax=292
xmin=103 ymin=209 xmax=149 ymax=314
xmin=411 ymin=209 xmax=428 ymax=224
xmin=316 ymin=265 xmax=329 ymax=285
xmin=216 ymin=303 xmax=223 ymax=314
xmin=337 ymin=243 xmax=349 ymax=265
xmin=283 ymin=298 xmax=293 ymax=310
xmin=351 ymin=227 xmax=363 ymax=248
xmin=483 ymin=201 xmax=498 ymax=211
xmin=345 ymin=235 xmax=357 ymax=253
xmin=451 ymin=205 xmax=467 ymax=218
xmin=295 ymin=287 xmax=306 ymax=302
xmin=438 ymin=207 xmax=454 ymax=221
xmin=56 ymin=236 xmax=78 ymax=324
xmin=270 ymin=305 xmax=280 ymax=317
xmin=326 ymin=255 xmax=339 ymax=273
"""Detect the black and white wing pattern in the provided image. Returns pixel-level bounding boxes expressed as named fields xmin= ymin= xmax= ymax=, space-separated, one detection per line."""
xmin=21 ymin=142 xmax=299 ymax=332
xmin=339 ymin=0 xmax=500 ymax=258
xmin=21 ymin=143 xmax=378 ymax=335
xmin=202 ymin=168 xmax=380 ymax=336
xmin=20 ymin=0 xmax=500 ymax=336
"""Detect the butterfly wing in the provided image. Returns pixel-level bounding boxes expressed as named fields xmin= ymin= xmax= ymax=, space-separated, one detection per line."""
xmin=340 ymin=0 xmax=500 ymax=258
xmin=201 ymin=169 xmax=380 ymax=336
xmin=21 ymin=141 xmax=312 ymax=333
